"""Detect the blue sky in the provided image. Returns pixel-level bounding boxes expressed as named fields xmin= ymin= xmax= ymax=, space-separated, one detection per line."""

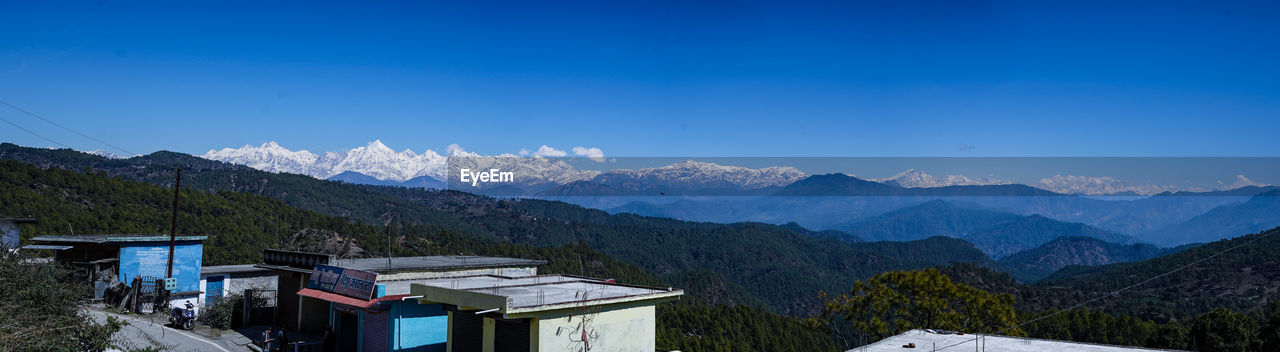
xmin=1 ymin=0 xmax=1279 ymax=157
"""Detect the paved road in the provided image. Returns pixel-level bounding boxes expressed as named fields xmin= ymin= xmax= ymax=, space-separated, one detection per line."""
xmin=87 ymin=309 xmax=239 ymax=352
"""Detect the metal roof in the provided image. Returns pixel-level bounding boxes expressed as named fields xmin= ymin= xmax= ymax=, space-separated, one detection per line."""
xmin=296 ymin=288 xmax=409 ymax=309
xmin=256 ymin=255 xmax=545 ymax=275
xmin=382 ymin=274 xmax=596 ymax=296
xmin=20 ymin=244 xmax=73 ymax=250
xmin=201 ymin=264 xmax=272 ymax=275
xmin=329 ymin=255 xmax=546 ymax=273
xmin=0 ymin=217 xmax=37 ymax=223
xmin=30 ymin=234 xmax=208 ymax=244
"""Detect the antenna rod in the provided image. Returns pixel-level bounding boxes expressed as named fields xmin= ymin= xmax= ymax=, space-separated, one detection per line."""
xmin=167 ymin=168 xmax=182 ymax=278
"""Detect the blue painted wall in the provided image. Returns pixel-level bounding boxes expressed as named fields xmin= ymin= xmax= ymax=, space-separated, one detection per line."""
xmin=118 ymin=241 xmax=203 ymax=292
xmin=392 ymin=301 xmax=448 ymax=352
xmin=0 ymin=220 xmax=19 ymax=249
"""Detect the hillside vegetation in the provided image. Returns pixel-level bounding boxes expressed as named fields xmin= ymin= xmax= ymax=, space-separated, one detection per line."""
xmin=0 ymin=158 xmax=839 ymax=352
xmin=998 ymin=236 xmax=1175 ymax=282
xmin=0 ymin=144 xmax=996 ymax=316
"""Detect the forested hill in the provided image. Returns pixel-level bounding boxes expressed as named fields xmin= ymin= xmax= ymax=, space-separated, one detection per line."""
xmin=0 ymin=159 xmax=653 ymax=280
xmin=0 ymin=143 xmax=468 ymax=230
xmin=839 ymin=200 xmax=1134 ymax=258
xmin=0 ymin=158 xmax=841 ymax=352
xmin=1026 ymin=226 xmax=1280 ymax=322
xmin=0 ymin=144 xmax=995 ymax=316
xmin=997 ymin=236 xmax=1172 ymax=283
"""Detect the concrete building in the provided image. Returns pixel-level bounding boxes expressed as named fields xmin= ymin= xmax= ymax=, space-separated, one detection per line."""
xmin=199 ymin=264 xmax=277 ymax=307
xmin=254 ymin=249 xmax=545 ymax=336
xmin=0 ymin=217 xmax=36 ymax=249
xmin=850 ymin=329 xmax=1187 ymax=352
xmin=410 ymin=274 xmax=683 ymax=352
xmin=26 ymin=234 xmax=207 ymax=311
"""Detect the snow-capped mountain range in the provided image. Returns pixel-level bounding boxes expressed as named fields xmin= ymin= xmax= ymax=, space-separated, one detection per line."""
xmin=202 ymin=141 xmax=1267 ymax=195
xmin=85 ymin=149 xmax=126 ymax=159
xmin=204 ymin=140 xmax=447 ymax=182
xmin=590 ymin=160 xmax=806 ymax=189
xmin=874 ymin=169 xmax=1012 ymax=188
xmin=203 ymin=141 xmax=808 ymax=192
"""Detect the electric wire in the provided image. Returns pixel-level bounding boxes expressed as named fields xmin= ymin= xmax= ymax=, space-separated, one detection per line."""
xmin=0 ymin=99 xmax=138 ymax=156
xmin=933 ymin=228 xmax=1277 ymax=351
xmin=0 ymin=113 xmax=72 ymax=149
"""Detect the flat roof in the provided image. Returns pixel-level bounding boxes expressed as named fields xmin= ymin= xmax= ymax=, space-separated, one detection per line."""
xmin=30 ymin=234 xmax=208 ymax=244
xmin=411 ymin=275 xmax=682 ymax=315
xmin=329 ymin=255 xmax=546 ymax=273
xmin=383 ymin=274 xmax=594 ymax=296
xmin=475 ymin=280 xmax=676 ymax=309
xmin=21 ymin=244 xmax=73 ymax=250
xmin=202 ymin=264 xmax=272 ymax=275
xmin=852 ymin=329 xmax=1186 ymax=352
xmin=0 ymin=217 xmax=37 ymax=223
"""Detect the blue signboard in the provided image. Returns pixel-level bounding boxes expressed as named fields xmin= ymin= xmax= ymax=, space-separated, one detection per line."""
xmin=118 ymin=242 xmax=203 ymax=293
xmin=307 ymin=264 xmax=377 ymax=300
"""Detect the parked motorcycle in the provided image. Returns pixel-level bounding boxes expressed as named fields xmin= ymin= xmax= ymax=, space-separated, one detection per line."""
xmin=169 ymin=301 xmax=196 ymax=330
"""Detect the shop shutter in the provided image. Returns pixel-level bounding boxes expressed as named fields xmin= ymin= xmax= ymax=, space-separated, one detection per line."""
xmin=452 ymin=312 xmax=484 ymax=352
xmin=362 ymin=308 xmax=390 ymax=352
xmin=493 ymin=319 xmax=531 ymax=352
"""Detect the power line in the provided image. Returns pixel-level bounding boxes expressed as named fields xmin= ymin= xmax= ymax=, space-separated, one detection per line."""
xmin=0 ymin=114 xmax=72 ymax=149
xmin=934 ymin=229 xmax=1278 ymax=351
xmin=0 ymin=100 xmax=138 ymax=156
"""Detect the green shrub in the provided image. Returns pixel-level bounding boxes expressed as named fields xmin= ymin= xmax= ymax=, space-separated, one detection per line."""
xmin=198 ymin=293 xmax=241 ymax=330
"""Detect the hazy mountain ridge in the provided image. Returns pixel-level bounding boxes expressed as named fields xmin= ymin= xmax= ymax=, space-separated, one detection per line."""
xmin=1141 ymin=189 xmax=1280 ymax=246
xmin=612 ymin=173 xmax=1276 ymax=245
xmin=998 ymin=236 xmax=1174 ymax=283
xmin=963 ymin=214 xmax=1134 ymax=259
xmin=836 ymin=200 xmax=1134 ymax=258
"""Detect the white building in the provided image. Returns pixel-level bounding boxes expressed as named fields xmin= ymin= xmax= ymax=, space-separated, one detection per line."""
xmin=410 ymin=274 xmax=683 ymax=352
xmin=199 ymin=264 xmax=277 ymax=307
xmin=850 ymin=329 xmax=1186 ymax=352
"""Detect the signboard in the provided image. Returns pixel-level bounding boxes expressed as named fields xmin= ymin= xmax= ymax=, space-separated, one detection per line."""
xmin=163 ymin=277 xmax=177 ymax=291
xmin=118 ymin=242 xmax=202 ymax=293
xmin=306 ymin=265 xmax=378 ymax=300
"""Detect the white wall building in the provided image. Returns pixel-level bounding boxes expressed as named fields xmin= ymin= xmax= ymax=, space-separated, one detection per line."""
xmin=410 ymin=274 xmax=683 ymax=352
xmin=199 ymin=264 xmax=277 ymax=307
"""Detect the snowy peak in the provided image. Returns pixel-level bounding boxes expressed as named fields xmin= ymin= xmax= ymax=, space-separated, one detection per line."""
xmin=83 ymin=149 xmax=127 ymax=159
xmin=203 ymin=142 xmax=318 ymax=175
xmin=203 ymin=141 xmax=444 ymax=182
xmin=876 ymin=169 xmax=1011 ymax=188
xmin=311 ymin=141 xmax=447 ymax=182
xmin=593 ymin=160 xmax=806 ymax=189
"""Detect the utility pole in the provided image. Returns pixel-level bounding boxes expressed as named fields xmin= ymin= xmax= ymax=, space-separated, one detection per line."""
xmin=167 ymin=168 xmax=182 ymax=278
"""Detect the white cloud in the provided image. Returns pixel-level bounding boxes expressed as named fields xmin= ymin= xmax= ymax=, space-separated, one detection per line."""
xmin=1221 ymin=174 xmax=1270 ymax=190
xmin=445 ymin=143 xmax=471 ymax=157
xmin=572 ymin=146 xmax=605 ymax=162
xmin=530 ymin=145 xmax=567 ymax=157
